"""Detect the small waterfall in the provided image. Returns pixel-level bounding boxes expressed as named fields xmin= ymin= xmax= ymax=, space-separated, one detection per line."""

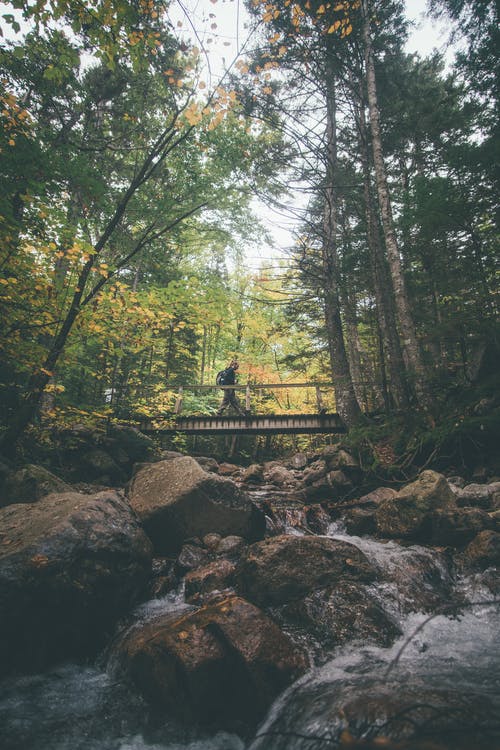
xmin=246 ymin=524 xmax=500 ymax=750
xmin=1 ymin=493 xmax=498 ymax=750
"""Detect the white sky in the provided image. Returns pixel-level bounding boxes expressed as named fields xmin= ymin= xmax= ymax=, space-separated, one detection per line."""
xmin=170 ymin=0 xmax=456 ymax=266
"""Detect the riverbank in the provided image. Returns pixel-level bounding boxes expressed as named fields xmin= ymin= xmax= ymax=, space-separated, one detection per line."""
xmin=1 ymin=434 xmax=499 ymax=749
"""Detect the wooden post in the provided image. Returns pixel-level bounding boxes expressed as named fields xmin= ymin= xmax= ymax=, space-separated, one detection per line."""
xmin=316 ymin=385 xmax=325 ymax=413
xmin=229 ymin=434 xmax=238 ymax=457
xmin=174 ymin=386 xmax=184 ymax=415
xmin=246 ymin=384 xmax=251 ymax=412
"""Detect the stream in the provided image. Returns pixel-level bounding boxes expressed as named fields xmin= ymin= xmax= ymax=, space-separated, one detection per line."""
xmin=1 ymin=509 xmax=499 ymax=750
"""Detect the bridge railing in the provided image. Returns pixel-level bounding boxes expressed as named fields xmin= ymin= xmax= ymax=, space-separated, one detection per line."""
xmin=168 ymin=382 xmax=335 ymax=416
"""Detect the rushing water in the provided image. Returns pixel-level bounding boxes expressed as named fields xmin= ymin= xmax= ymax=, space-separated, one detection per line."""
xmin=1 ymin=513 xmax=499 ymax=749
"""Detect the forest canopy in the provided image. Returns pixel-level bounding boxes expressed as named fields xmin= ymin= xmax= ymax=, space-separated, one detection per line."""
xmin=0 ymin=0 xmax=498 ymax=455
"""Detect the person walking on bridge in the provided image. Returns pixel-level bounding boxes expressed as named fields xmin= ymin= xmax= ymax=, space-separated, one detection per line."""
xmin=216 ymin=360 xmax=246 ymax=416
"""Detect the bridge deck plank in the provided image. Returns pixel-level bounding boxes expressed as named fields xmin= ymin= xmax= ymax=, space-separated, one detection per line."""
xmin=139 ymin=413 xmax=345 ymax=435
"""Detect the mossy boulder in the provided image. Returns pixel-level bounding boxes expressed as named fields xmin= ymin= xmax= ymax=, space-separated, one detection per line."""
xmin=376 ymin=470 xmax=456 ymax=539
xmin=1 ymin=464 xmax=72 ymax=508
xmin=127 ymin=456 xmax=265 ymax=554
xmin=0 ymin=489 xmax=153 ymax=676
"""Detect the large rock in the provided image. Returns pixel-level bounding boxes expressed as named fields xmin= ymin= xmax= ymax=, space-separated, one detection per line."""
xmin=342 ymin=506 xmax=377 ymax=535
xmin=376 ymin=470 xmax=456 ymax=539
xmin=248 ymin=680 xmax=499 ymax=750
xmin=302 ymin=460 xmax=327 ymax=486
xmin=185 ymin=559 xmax=236 ymax=603
xmin=276 ymin=581 xmax=401 ymax=657
xmin=79 ymin=448 xmax=127 ymax=485
xmin=241 ymin=463 xmax=265 ymax=484
xmin=430 ymin=507 xmax=494 ymax=546
xmin=465 ymin=530 xmax=500 ymax=569
xmin=454 ymin=482 xmax=500 ymax=509
xmin=127 ymin=456 xmax=265 ymax=553
xmin=1 ymin=464 xmax=72 ymax=508
xmin=289 ymin=452 xmax=308 ymax=470
xmin=112 ymin=594 xmax=308 ymax=728
xmin=264 ymin=465 xmax=297 ymax=486
xmin=53 ymin=424 xmax=159 ymax=483
xmin=0 ymin=490 xmax=152 ymax=676
xmin=235 ymin=534 xmax=377 ymax=606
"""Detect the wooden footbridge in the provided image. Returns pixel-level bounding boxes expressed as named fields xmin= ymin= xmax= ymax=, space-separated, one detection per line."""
xmin=139 ymin=382 xmax=346 ymax=435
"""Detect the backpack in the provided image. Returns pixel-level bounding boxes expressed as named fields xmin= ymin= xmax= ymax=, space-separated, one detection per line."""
xmin=216 ymin=369 xmax=228 ymax=386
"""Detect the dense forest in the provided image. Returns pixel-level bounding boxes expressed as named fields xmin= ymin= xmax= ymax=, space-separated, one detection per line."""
xmin=1 ymin=5 xmax=500 ymax=749
xmin=0 ymin=0 xmax=498 ymax=467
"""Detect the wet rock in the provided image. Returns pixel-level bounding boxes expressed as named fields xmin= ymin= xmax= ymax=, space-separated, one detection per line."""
xmin=203 ymin=532 xmax=222 ymax=550
xmin=358 ymin=486 xmax=398 ymax=506
xmin=174 ymin=543 xmax=210 ymax=576
xmin=454 ymin=482 xmax=500 ymax=509
xmin=430 ymin=507 xmax=494 ymax=547
xmin=218 ymin=462 xmax=240 ymax=476
xmin=374 ymin=544 xmax=455 ymax=614
xmin=241 ymin=464 xmax=264 ymax=484
xmin=290 ymin=452 xmax=308 ymax=470
xmin=127 ymin=456 xmax=265 ymax=554
xmin=343 ymin=507 xmax=377 ymax=536
xmin=276 ymin=581 xmax=401 ymax=656
xmin=302 ymin=460 xmax=327 ymax=485
xmin=1 ymin=464 xmax=72 ymax=508
xmin=376 ymin=470 xmax=456 ymax=539
xmin=235 ymin=534 xmax=377 ymax=606
xmin=150 ymin=557 xmax=178 ymax=597
xmin=216 ymin=534 xmax=246 ymax=558
xmin=264 ymin=465 xmax=297 ymax=486
xmin=185 ymin=559 xmax=236 ymax=603
xmin=194 ymin=456 xmax=219 ymax=473
xmin=260 ymin=497 xmax=309 ymax=536
xmin=248 ymin=679 xmax=500 ymax=750
xmin=0 ymin=490 xmax=153 ymax=676
xmin=303 ymin=475 xmax=333 ymax=501
xmin=465 ymin=530 xmax=500 ymax=569
xmin=113 ymin=594 xmax=308 ymax=729
xmin=305 ymin=504 xmax=331 ymax=534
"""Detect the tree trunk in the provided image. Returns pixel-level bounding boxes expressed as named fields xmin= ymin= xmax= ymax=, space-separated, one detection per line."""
xmin=361 ymin=0 xmax=432 ymax=413
xmin=200 ymin=325 xmax=207 ymax=385
xmin=356 ymin=87 xmax=410 ymax=410
xmin=1 ymin=259 xmax=95 ymax=455
xmin=321 ymin=67 xmax=361 ymax=427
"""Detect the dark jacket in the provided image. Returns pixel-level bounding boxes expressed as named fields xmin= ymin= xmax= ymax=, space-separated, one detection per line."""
xmin=224 ymin=366 xmax=237 ymax=386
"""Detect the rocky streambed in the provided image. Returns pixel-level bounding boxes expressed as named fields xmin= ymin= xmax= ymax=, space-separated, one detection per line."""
xmin=0 ymin=435 xmax=499 ymax=750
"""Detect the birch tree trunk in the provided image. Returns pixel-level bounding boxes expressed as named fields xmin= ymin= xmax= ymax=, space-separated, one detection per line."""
xmin=356 ymin=87 xmax=410 ymax=410
xmin=361 ymin=0 xmax=432 ymax=412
